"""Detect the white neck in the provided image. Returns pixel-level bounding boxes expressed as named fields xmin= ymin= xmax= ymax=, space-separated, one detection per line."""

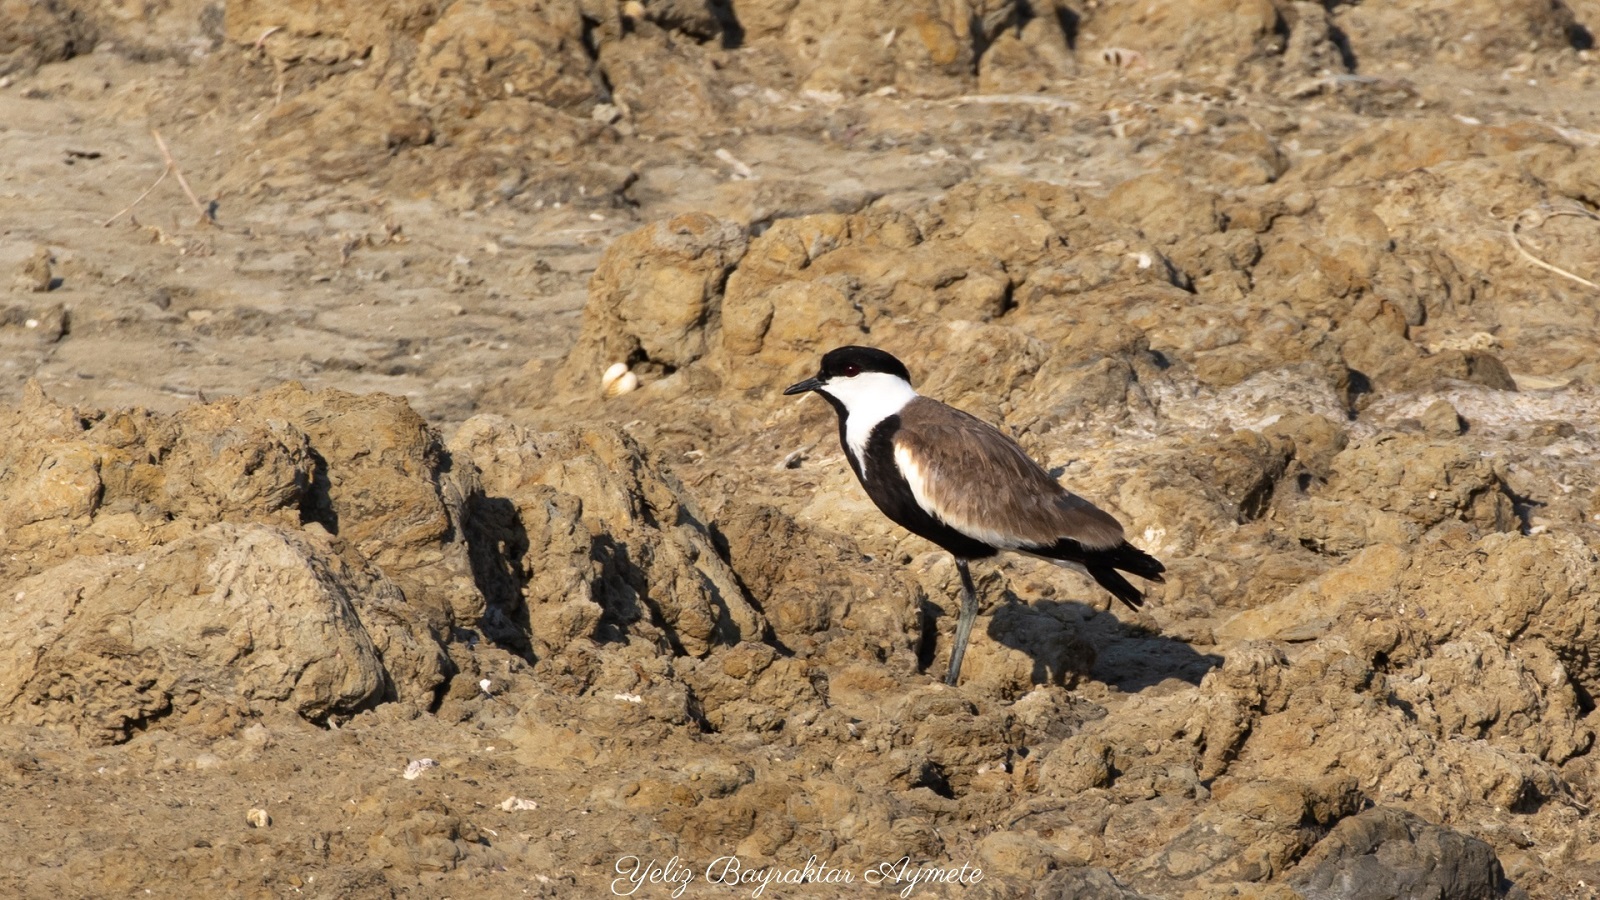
xmin=823 ymin=372 xmax=918 ymax=467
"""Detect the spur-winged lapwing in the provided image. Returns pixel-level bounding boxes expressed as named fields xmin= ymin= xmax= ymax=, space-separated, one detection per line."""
xmin=784 ymin=345 xmax=1165 ymax=686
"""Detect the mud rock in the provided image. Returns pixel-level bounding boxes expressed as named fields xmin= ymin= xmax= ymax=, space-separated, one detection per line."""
xmin=977 ymin=6 xmax=1079 ymax=93
xmin=1034 ymin=867 xmax=1156 ymax=899
xmin=449 ymin=415 xmax=766 ymax=660
xmin=412 ymin=0 xmax=595 ymax=109
xmin=1261 ymin=413 xmax=1349 ymax=481
xmin=407 ymin=0 xmax=597 ymax=111
xmin=157 ymin=413 xmax=317 ymax=525
xmin=0 ymin=523 xmax=432 ymax=744
xmin=1093 ymin=428 xmax=1293 ymax=562
xmin=1292 ymin=434 xmax=1515 ymax=554
xmin=7 ymin=0 xmax=1600 ymax=892
xmin=0 ymin=0 xmax=95 ymax=77
xmin=561 ymin=213 xmax=748 ymax=390
xmin=1134 ymin=777 xmax=1361 ymax=886
xmin=1290 ymin=807 xmax=1520 ymax=900
xmin=709 ymin=182 xmax=1176 ymax=392
xmin=1016 ymin=343 xmax=1161 ymax=435
xmin=1006 ymin=517 xmax=1597 ymax=895
xmin=1095 ymin=172 xmax=1223 ymax=249
xmin=367 ymin=796 xmax=472 ymax=875
xmin=250 ymin=386 xmax=483 ymax=627
xmin=678 ymin=641 xmax=818 ymax=732
xmin=714 ymin=501 xmax=919 ymax=664
xmin=223 ymin=0 xmax=432 ymax=65
xmin=715 ymin=210 xmax=897 ymax=388
xmin=0 ymin=384 xmax=476 ymax=739
xmin=1408 ymin=349 xmax=1518 ymax=392
xmin=1333 ymin=0 xmax=1584 ymax=67
xmin=1211 ymin=533 xmax=1597 ymax=805
xmin=106 ymin=383 xmax=486 ymax=631
xmin=11 ymin=245 xmax=53 ymax=293
xmin=0 ymin=299 xmax=65 ymax=343
xmin=1420 ymin=399 xmax=1465 ymax=436
xmin=599 ymin=36 xmax=726 ymax=137
xmin=968 ymin=597 xmax=1099 ymax=694
xmin=781 ymin=0 xmax=1027 ymax=95
xmin=627 ymin=0 xmax=727 ymax=41
xmin=1080 ymin=0 xmax=1287 ymax=73
xmin=228 ymin=75 xmax=435 ymax=191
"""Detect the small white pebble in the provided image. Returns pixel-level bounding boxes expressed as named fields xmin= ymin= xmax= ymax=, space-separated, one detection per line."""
xmin=402 ymin=758 xmax=439 ymax=780
xmin=613 ymin=692 xmax=643 ymax=704
xmin=247 ymin=808 xmax=271 ymax=828
xmin=499 ymin=796 xmax=539 ymax=811
xmin=714 ymin=147 xmax=754 ymax=179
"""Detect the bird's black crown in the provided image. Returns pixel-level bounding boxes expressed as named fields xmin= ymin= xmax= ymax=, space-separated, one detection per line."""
xmin=817 ymin=346 xmax=912 ymax=383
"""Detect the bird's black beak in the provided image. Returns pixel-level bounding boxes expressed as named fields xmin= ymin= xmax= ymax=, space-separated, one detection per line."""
xmin=784 ymin=376 xmax=823 ymax=396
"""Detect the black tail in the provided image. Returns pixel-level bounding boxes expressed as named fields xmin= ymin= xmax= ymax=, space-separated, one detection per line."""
xmin=1042 ymin=539 xmax=1165 ymax=611
xmin=1089 ymin=565 xmax=1148 ymax=611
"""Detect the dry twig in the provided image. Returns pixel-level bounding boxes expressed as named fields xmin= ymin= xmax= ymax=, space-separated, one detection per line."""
xmin=253 ymin=25 xmax=282 ymax=52
xmin=104 ymin=130 xmax=215 ymax=227
xmin=1509 ymin=206 xmax=1600 ymax=291
xmin=149 ymin=129 xmax=214 ymax=225
xmin=101 ymin=166 xmax=169 ymax=227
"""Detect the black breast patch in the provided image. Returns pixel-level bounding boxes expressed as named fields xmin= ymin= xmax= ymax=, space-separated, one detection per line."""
xmin=854 ymin=415 xmax=998 ymax=560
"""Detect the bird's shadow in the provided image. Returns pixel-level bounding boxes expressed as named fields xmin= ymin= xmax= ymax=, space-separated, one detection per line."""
xmin=952 ymin=588 xmax=1222 ymax=692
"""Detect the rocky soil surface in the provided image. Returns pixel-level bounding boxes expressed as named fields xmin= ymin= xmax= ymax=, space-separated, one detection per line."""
xmin=4 ymin=0 xmax=1600 ymax=897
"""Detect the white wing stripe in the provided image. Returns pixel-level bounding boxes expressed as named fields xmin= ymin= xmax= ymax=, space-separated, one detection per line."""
xmin=894 ymin=443 xmax=1026 ymax=550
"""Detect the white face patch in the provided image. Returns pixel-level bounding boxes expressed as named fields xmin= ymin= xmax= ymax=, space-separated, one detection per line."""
xmin=821 ymin=371 xmax=918 ymax=467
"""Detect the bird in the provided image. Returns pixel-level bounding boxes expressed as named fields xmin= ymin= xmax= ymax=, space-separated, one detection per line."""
xmin=784 ymin=345 xmax=1165 ymax=686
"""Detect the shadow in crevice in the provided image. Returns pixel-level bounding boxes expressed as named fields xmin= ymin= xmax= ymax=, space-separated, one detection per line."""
xmin=1344 ymin=368 xmax=1374 ymax=419
xmin=461 ymin=489 xmax=535 ymax=662
xmin=703 ymin=516 xmax=795 ymax=656
xmin=1054 ymin=3 xmax=1080 ymax=49
xmin=1505 ymin=483 xmax=1543 ymax=535
xmin=587 ymin=533 xmax=669 ymax=649
xmin=1569 ymin=20 xmax=1595 ymax=51
xmin=298 ymin=447 xmax=339 ymax=535
xmin=675 ymin=504 xmax=772 ymax=649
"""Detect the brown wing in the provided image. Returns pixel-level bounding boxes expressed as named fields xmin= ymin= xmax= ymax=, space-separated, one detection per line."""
xmin=891 ymin=398 xmax=1126 ymax=551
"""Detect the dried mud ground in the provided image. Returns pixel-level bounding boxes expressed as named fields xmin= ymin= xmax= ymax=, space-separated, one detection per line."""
xmin=5 ymin=2 xmax=1600 ymax=899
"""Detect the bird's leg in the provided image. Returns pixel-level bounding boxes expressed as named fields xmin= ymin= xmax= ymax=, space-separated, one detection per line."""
xmin=946 ymin=559 xmax=980 ymax=686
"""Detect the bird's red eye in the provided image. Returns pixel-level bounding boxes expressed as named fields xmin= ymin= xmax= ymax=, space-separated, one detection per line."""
xmin=842 ymin=364 xmax=860 ymax=377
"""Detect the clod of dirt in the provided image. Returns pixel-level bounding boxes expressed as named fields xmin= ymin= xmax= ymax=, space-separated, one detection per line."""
xmin=1290 ymin=807 xmax=1521 ymax=900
